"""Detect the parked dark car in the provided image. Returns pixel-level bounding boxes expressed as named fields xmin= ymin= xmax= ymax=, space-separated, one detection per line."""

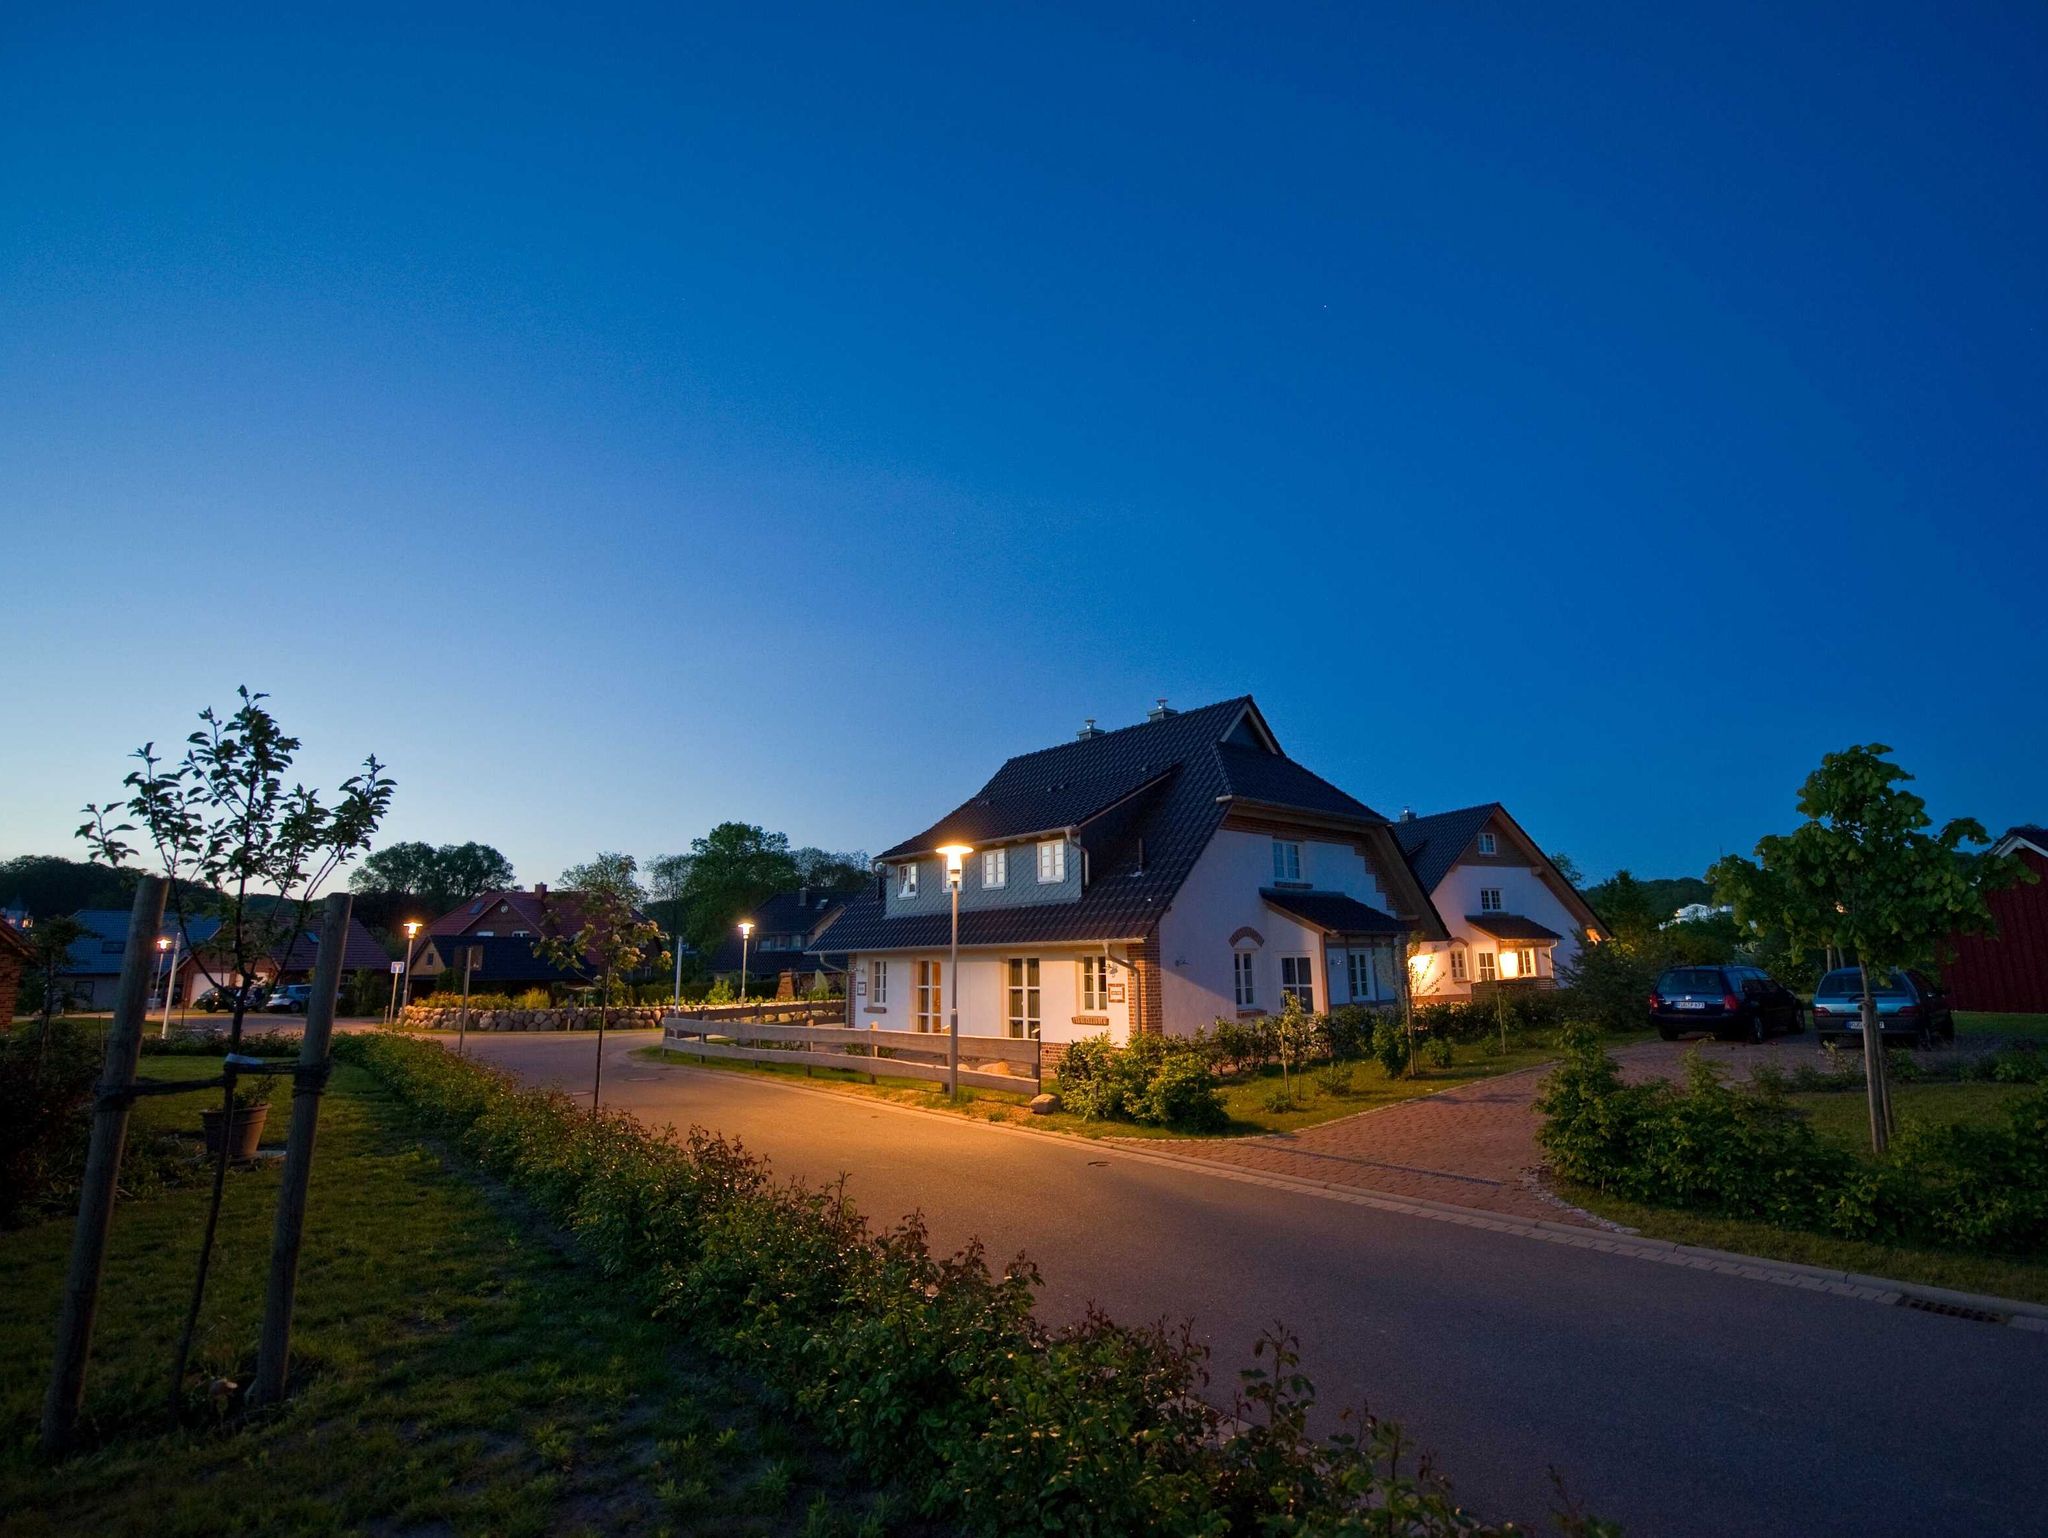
xmin=263 ymin=984 xmax=314 ymax=1014
xmin=197 ymin=985 xmax=267 ymax=1012
xmin=1649 ymin=964 xmax=1804 ymax=1043
xmin=1811 ymin=967 xmax=1955 ymax=1048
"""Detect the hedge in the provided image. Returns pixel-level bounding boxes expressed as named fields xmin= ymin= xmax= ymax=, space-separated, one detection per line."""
xmin=1536 ymin=1030 xmax=2048 ymax=1255
xmin=335 ymin=1033 xmax=1616 ymax=1536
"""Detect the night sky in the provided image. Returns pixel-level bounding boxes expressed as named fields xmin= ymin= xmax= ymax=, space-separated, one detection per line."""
xmin=4 ymin=3 xmax=2042 ymax=886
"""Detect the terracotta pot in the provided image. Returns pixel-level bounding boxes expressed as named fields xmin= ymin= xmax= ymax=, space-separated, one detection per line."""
xmin=201 ymin=1103 xmax=271 ymax=1160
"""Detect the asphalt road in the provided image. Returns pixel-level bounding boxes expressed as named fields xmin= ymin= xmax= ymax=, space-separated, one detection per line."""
xmin=454 ymin=1029 xmax=2047 ymax=1538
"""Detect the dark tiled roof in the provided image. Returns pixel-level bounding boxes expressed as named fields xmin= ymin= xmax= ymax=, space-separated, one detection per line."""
xmin=1260 ymin=889 xmax=1410 ymax=935
xmin=1393 ymin=804 xmax=1501 ymax=894
xmin=425 ymin=933 xmax=592 ymax=985
xmin=271 ymin=917 xmax=394 ymax=973
xmin=824 ymin=697 xmax=1395 ymax=954
xmin=63 ymin=908 xmax=224 ymax=976
xmin=2001 ymin=825 xmax=2048 ymax=852
xmin=430 ymin=889 xmax=552 ymax=936
xmin=707 ymin=888 xmax=852 ymax=972
xmin=1467 ymin=913 xmax=1563 ymax=943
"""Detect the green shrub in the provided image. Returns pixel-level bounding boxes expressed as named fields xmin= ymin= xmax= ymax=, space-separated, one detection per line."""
xmin=1207 ymin=1015 xmax=1276 ymax=1074
xmin=1535 ymin=1030 xmax=2048 ymax=1255
xmin=334 ymin=1034 xmax=1558 ymax=1535
xmin=1322 ymin=1005 xmax=1376 ymax=1062
xmin=1056 ymin=1033 xmax=1226 ymax=1131
xmin=1371 ymin=1016 xmax=1410 ymax=1079
xmin=1137 ymin=1053 xmax=1229 ymax=1132
xmin=1424 ymin=1034 xmax=1455 ymax=1070
xmin=1313 ymin=1063 xmax=1355 ymax=1098
xmin=0 ymin=1023 xmax=98 ymax=1227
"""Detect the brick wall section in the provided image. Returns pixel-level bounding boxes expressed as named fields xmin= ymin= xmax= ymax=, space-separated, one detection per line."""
xmin=1132 ymin=932 xmax=1164 ymax=1036
xmin=0 ymin=944 xmax=22 ymax=1025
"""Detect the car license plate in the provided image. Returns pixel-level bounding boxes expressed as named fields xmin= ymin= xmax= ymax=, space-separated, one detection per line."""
xmin=1676 ymin=1000 xmax=1706 ymax=1010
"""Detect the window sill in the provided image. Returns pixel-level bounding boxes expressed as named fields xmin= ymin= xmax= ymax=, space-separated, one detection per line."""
xmin=1270 ymin=880 xmax=1312 ymax=890
xmin=1071 ymin=1013 xmax=1109 ymax=1026
xmin=863 ymin=1006 xmax=889 ymax=1015
xmin=1235 ymin=1008 xmax=1266 ymax=1019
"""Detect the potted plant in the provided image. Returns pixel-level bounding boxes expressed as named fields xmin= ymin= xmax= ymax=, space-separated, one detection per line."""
xmin=201 ymin=1079 xmax=272 ymax=1160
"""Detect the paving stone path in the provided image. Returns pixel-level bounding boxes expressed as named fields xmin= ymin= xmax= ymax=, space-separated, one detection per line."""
xmin=1152 ymin=1035 xmax=1827 ymax=1226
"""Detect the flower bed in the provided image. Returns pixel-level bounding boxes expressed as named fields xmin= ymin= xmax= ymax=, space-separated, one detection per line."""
xmin=395 ymin=1004 xmax=670 ymax=1032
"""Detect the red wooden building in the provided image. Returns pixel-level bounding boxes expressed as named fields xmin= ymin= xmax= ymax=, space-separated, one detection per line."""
xmin=1941 ymin=827 xmax=2048 ymax=1012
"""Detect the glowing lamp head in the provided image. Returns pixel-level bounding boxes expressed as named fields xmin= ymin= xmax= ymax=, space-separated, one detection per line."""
xmin=403 ymin=920 xmax=421 ymax=938
xmin=738 ymin=921 xmax=754 ymax=939
xmin=936 ymin=843 xmax=974 ymax=886
xmin=157 ymin=936 xmax=171 ymax=952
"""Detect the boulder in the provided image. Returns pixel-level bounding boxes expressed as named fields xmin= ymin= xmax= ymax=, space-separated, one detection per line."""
xmin=1028 ymin=1093 xmax=1062 ymax=1116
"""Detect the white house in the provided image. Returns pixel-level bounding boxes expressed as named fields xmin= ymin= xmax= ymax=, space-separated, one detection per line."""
xmin=816 ymin=697 xmax=1448 ymax=1051
xmin=1391 ymin=804 xmax=1604 ymax=1001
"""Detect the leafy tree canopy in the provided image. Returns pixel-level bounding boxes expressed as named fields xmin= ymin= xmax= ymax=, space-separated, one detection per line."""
xmin=675 ymin=823 xmax=800 ymax=954
xmin=0 ymin=854 xmax=216 ymax=920
xmin=349 ymin=840 xmax=514 ymax=912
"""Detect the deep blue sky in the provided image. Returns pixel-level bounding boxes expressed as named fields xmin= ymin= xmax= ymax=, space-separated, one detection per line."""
xmin=4 ymin=2 xmax=2043 ymax=889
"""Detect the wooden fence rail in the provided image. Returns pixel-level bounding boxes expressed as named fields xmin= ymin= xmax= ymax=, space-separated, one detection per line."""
xmin=659 ymin=1014 xmax=1041 ymax=1094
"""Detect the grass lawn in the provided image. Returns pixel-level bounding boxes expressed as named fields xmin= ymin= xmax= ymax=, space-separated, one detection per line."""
xmin=639 ymin=1032 xmax=1604 ymax=1139
xmin=1954 ymin=1010 xmax=2048 ymax=1041
xmin=1 ymin=1058 xmax=907 ymax=1537
xmin=1563 ymin=1077 xmax=2048 ymax=1307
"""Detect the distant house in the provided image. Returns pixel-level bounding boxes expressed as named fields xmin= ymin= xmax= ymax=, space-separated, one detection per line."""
xmin=819 ymin=697 xmax=1446 ymax=1046
xmin=418 ymin=883 xmax=658 ymax=996
xmin=705 ymin=887 xmax=853 ymax=995
xmin=1393 ymin=804 xmax=1604 ymax=999
xmin=60 ymin=904 xmax=385 ymax=1007
xmin=1942 ymin=825 xmax=2048 ymax=1012
xmin=0 ymin=917 xmax=30 ymax=1021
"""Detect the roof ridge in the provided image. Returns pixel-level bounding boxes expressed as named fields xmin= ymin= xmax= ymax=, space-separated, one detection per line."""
xmin=995 ymin=695 xmax=1252 ymax=768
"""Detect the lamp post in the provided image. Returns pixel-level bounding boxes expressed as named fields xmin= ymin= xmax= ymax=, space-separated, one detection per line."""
xmin=737 ymin=921 xmax=753 ymax=1007
xmin=936 ymin=844 xmax=973 ymax=1100
xmin=156 ymin=935 xmax=178 ymax=1039
xmin=399 ymin=921 xmax=422 ymax=1012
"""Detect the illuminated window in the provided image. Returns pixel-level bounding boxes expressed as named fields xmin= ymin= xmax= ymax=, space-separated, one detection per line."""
xmin=1078 ymin=955 xmax=1108 ymax=1012
xmin=1449 ymin=948 xmax=1469 ymax=983
xmin=915 ymin=960 xmax=942 ymax=1031
xmin=1515 ymin=945 xmax=1539 ymax=978
xmin=1036 ymin=840 xmax=1066 ymax=884
xmin=1006 ymin=958 xmax=1041 ymax=1037
xmin=1476 ymin=951 xmax=1498 ymax=983
xmin=1479 ymin=888 xmax=1503 ymax=912
xmin=982 ymin=848 xmax=1007 ymax=888
xmin=1272 ymin=840 xmax=1302 ymax=881
xmin=898 ymin=864 xmax=919 ymax=899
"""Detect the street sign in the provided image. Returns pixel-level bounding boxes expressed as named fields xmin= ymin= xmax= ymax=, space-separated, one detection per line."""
xmin=389 ymin=960 xmax=403 ymax=975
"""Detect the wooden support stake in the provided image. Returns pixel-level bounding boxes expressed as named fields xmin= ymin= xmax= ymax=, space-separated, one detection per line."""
xmin=249 ymin=891 xmax=351 ymax=1408
xmin=41 ymin=876 xmax=167 ymax=1456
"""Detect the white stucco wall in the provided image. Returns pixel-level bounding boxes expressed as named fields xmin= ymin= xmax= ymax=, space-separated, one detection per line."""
xmin=1156 ymin=827 xmax=1403 ymax=1035
xmin=1413 ymin=852 xmax=1588 ymax=1000
xmin=847 ymin=945 xmax=1133 ymax=1046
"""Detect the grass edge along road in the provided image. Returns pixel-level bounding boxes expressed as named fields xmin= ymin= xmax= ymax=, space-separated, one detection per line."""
xmin=1 ymin=1055 xmax=915 ymax=1538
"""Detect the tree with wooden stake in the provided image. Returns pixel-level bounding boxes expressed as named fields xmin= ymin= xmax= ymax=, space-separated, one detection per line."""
xmin=1708 ymin=743 xmax=2030 ymax=1154
xmin=535 ymin=853 xmax=668 ymax=1112
xmin=78 ymin=686 xmax=391 ymax=1416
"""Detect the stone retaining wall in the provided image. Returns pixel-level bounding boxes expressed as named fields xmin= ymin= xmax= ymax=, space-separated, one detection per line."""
xmin=397 ymin=1004 xmax=670 ymax=1032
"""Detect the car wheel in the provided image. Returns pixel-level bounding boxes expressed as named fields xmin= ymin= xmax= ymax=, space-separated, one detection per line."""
xmin=1749 ymin=1013 xmax=1767 ymax=1045
xmin=1658 ymin=1026 xmax=1680 ymax=1042
xmin=1917 ymin=1022 xmax=1936 ymax=1051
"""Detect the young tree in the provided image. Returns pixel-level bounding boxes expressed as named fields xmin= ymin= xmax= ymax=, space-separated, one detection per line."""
xmin=21 ymin=915 xmax=89 ymax=1071
xmin=677 ymin=823 xmax=802 ymax=953
xmin=1582 ymin=869 xmax=1663 ymax=946
xmin=1708 ymin=744 xmax=2029 ymax=1153
xmin=537 ymin=853 xmax=668 ymax=1110
xmin=78 ymin=686 xmax=391 ymax=1412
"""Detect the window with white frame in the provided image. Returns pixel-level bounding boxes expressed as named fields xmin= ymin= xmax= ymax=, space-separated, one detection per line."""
xmin=1479 ymin=887 xmax=1503 ymax=912
xmin=1078 ymin=955 xmax=1108 ymax=1012
xmin=868 ymin=958 xmax=889 ymax=1005
xmin=915 ymin=959 xmax=942 ymax=1031
xmin=1233 ymin=950 xmax=1256 ymax=1009
xmin=1347 ymin=949 xmax=1377 ymax=1001
xmin=1036 ymin=839 xmax=1066 ymax=884
xmin=1005 ymin=957 xmax=1041 ymax=1038
xmin=1280 ymin=955 xmax=1314 ymax=1009
xmin=1271 ymin=839 xmax=1302 ymax=882
xmin=1449 ymin=947 xmax=1469 ymax=983
xmin=898 ymin=863 xmax=919 ymax=899
xmin=1477 ymin=831 xmax=1497 ymax=855
xmin=982 ymin=848 xmax=1007 ymax=888
xmin=1513 ymin=945 xmax=1539 ymax=979
xmin=1476 ymin=950 xmax=1498 ymax=983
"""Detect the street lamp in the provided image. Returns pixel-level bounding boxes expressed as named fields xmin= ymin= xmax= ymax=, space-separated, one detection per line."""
xmin=400 ymin=920 xmax=422 ymax=1012
xmin=936 ymin=844 xmax=974 ymax=1099
xmin=737 ymin=921 xmax=753 ymax=1005
xmin=156 ymin=935 xmax=178 ymax=1039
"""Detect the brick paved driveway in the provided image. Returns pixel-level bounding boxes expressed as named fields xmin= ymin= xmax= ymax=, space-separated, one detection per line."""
xmin=1155 ymin=1034 xmax=1831 ymax=1226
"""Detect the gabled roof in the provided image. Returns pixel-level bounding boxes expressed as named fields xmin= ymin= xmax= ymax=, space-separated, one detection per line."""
xmin=63 ymin=908 xmax=225 ymax=976
xmin=269 ymin=917 xmax=394 ymax=973
xmin=1393 ymin=804 xmax=1502 ymax=895
xmin=707 ymin=888 xmax=853 ymax=973
xmin=1994 ymin=825 xmax=2048 ymax=859
xmin=419 ymin=933 xmax=592 ymax=986
xmin=1261 ymin=889 xmax=1409 ymax=936
xmin=430 ymin=888 xmax=552 ymax=936
xmin=823 ymin=697 xmax=1432 ymax=954
xmin=0 ymin=918 xmax=31 ymax=962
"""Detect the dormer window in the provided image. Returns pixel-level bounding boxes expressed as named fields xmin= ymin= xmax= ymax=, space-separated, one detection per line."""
xmin=1477 ymin=832 xmax=1497 ymax=855
xmin=1036 ymin=840 xmax=1066 ymax=884
xmin=982 ymin=848 xmax=1007 ymax=888
xmin=1271 ymin=840 xmax=1303 ymax=882
xmin=898 ymin=863 xmax=919 ymax=899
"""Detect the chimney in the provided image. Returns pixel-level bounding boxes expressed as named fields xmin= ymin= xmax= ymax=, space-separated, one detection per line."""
xmin=1077 ymin=717 xmax=1104 ymax=740
xmin=1147 ymin=697 xmax=1177 ymax=722
xmin=533 ymin=882 xmax=548 ymax=902
xmin=1398 ymin=808 xmax=1415 ymax=823
xmin=798 ymin=884 xmax=810 ymax=907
